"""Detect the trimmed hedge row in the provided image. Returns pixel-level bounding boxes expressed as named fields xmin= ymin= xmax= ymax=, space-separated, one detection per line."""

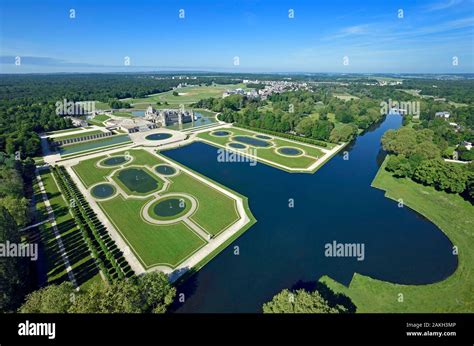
xmin=52 ymin=166 xmax=133 ymax=283
xmin=234 ymin=124 xmax=330 ymax=148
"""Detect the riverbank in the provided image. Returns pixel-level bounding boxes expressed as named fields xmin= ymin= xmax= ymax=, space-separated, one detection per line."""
xmin=322 ymin=156 xmax=474 ymax=312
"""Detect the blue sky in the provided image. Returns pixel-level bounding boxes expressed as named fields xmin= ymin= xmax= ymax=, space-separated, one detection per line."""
xmin=0 ymin=0 xmax=473 ymax=73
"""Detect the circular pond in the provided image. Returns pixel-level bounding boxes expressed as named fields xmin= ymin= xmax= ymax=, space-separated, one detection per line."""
xmin=102 ymin=156 xmax=129 ymax=166
xmin=155 ymin=164 xmax=177 ymax=176
xmin=212 ymin=130 xmax=231 ymax=137
xmin=233 ymin=136 xmax=271 ymax=147
xmin=277 ymin=147 xmax=303 ymax=156
xmin=149 ymin=197 xmax=191 ymax=220
xmin=145 ymin=133 xmax=173 ymax=141
xmin=228 ymin=142 xmax=247 ymax=149
xmin=91 ymin=183 xmax=116 ymax=199
xmin=255 ymin=134 xmax=272 ymax=140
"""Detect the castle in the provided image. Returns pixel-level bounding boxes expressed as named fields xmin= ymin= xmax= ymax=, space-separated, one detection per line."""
xmin=144 ymin=106 xmax=194 ymax=127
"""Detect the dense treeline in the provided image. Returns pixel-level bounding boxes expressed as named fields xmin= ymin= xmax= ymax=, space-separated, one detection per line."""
xmin=0 ymin=74 xmax=241 ymax=104
xmin=19 ymin=272 xmax=175 ymax=313
xmin=402 ymin=79 xmax=474 ymax=104
xmin=382 ymin=127 xmax=473 ymax=201
xmin=199 ymin=90 xmax=381 ymax=143
xmin=0 ymin=154 xmax=36 ymax=312
xmin=263 ymin=283 xmax=356 ymax=313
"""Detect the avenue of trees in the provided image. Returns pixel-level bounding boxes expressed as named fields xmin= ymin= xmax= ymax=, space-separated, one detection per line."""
xmin=19 ymin=272 xmax=176 ymax=313
xmin=382 ymin=127 xmax=473 ymax=200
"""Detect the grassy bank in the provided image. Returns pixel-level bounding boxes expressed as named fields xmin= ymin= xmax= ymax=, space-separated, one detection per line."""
xmin=322 ymin=156 xmax=474 ymax=312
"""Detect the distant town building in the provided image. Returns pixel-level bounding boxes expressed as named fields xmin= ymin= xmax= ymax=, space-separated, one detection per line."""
xmin=461 ymin=141 xmax=472 ymax=150
xmin=435 ymin=111 xmax=451 ymax=119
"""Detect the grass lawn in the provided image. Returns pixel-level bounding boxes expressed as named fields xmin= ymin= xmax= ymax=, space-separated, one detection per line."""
xmin=51 ymin=130 xmax=104 ymax=142
xmin=112 ymin=111 xmax=133 ymax=117
xmin=112 ymin=167 xmax=164 ymax=196
xmin=197 ymin=127 xmax=327 ymax=171
xmin=71 ymin=149 xmax=246 ymax=269
xmin=59 ymin=134 xmax=131 ymax=156
xmin=36 ymin=169 xmax=98 ymax=286
xmin=45 ymin=128 xmax=81 ymax=135
xmin=167 ymin=171 xmax=240 ymax=236
xmin=322 ymin=156 xmax=474 ymax=312
xmin=129 ymin=83 xmax=248 ymax=106
xmin=92 ymin=114 xmax=110 ymax=122
xmin=98 ymin=196 xmax=206 ymax=268
xmin=195 ymin=109 xmax=217 ymax=117
xmin=333 ymin=93 xmax=360 ymax=101
xmin=71 ymin=149 xmax=164 ymax=188
xmin=94 ymin=101 xmax=111 ymax=110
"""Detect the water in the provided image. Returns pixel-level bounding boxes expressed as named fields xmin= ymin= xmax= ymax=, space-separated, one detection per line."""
xmin=162 ymin=114 xmax=457 ymax=313
xmin=167 ymin=112 xmax=216 ymax=131
xmin=132 ymin=110 xmax=145 ymax=117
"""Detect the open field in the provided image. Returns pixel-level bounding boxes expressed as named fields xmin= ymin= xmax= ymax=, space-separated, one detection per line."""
xmin=197 ymin=127 xmax=331 ymax=172
xmin=322 ymin=156 xmax=474 ymax=312
xmin=333 ymin=93 xmax=360 ymax=101
xmin=129 ymin=83 xmax=248 ymax=106
xmin=71 ymin=149 xmax=243 ymax=269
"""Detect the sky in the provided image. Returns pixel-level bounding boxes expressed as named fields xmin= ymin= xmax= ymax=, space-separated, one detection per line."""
xmin=0 ymin=0 xmax=473 ymax=73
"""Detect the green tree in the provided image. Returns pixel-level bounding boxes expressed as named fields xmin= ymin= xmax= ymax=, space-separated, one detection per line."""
xmin=329 ymin=124 xmax=358 ymax=143
xmin=0 ymin=195 xmax=30 ymax=227
xmin=311 ymin=120 xmax=334 ymax=141
xmin=19 ymin=282 xmax=74 ymax=313
xmin=295 ymin=117 xmax=315 ymax=137
xmin=138 ymin=272 xmax=176 ymax=313
xmin=263 ymin=289 xmax=351 ymax=313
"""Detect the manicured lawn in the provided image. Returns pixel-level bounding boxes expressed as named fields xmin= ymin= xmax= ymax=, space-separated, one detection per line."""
xmin=112 ymin=111 xmax=133 ymax=117
xmin=333 ymin=93 xmax=360 ymax=101
xmin=167 ymin=171 xmax=240 ymax=235
xmin=197 ymin=127 xmax=326 ymax=171
xmin=51 ymin=130 xmax=104 ymax=142
xmin=71 ymin=148 xmax=246 ymax=269
xmin=195 ymin=109 xmax=217 ymax=117
xmin=112 ymin=167 xmax=164 ymax=195
xmin=92 ymin=114 xmax=110 ymax=122
xmin=45 ymin=128 xmax=81 ymax=135
xmin=94 ymin=101 xmax=111 ymax=110
xmin=98 ymin=196 xmax=206 ymax=268
xmin=322 ymin=156 xmax=474 ymax=312
xmin=71 ymin=149 xmax=164 ymax=188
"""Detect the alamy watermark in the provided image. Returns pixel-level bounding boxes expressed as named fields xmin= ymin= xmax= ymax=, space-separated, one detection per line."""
xmin=55 ymin=99 xmax=95 ymax=116
xmin=380 ymin=99 xmax=420 ymax=116
xmin=217 ymin=148 xmax=257 ymax=166
xmin=324 ymin=240 xmax=365 ymax=261
xmin=0 ymin=241 xmax=38 ymax=261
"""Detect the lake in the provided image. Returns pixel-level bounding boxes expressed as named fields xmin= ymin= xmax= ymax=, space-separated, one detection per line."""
xmin=162 ymin=114 xmax=458 ymax=313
